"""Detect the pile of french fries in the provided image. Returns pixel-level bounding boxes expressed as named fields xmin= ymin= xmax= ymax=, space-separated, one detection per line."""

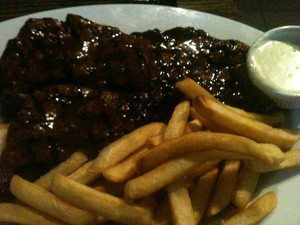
xmin=1 ymin=78 xmax=300 ymax=225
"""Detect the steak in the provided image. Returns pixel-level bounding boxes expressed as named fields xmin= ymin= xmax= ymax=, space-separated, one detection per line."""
xmin=0 ymin=14 xmax=274 ymax=202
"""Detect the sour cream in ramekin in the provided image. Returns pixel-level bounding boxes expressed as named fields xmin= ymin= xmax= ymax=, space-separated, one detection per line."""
xmin=247 ymin=26 xmax=300 ymax=109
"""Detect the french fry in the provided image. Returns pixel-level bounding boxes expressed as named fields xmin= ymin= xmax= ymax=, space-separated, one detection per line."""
xmin=0 ymin=203 xmax=68 ymax=225
xmin=140 ymin=132 xmax=272 ymax=172
xmin=191 ymin=168 xmax=219 ymax=224
xmin=225 ymin=105 xmax=286 ymax=127
xmin=259 ymin=143 xmax=285 ymax=165
xmin=223 ymin=191 xmax=277 ymax=225
xmin=163 ymin=100 xmax=193 ymax=225
xmin=185 ymin=160 xmax=220 ymax=179
xmin=103 ymin=147 xmax=150 ymax=182
xmin=176 ymin=78 xmax=214 ymax=100
xmin=193 ymin=96 xmax=299 ymax=149
xmin=68 ymin=160 xmax=101 ymax=184
xmin=10 ymin=175 xmax=97 ymax=225
xmin=177 ymin=78 xmax=286 ymax=126
xmin=125 ymin=152 xmax=204 ymax=201
xmin=187 ymin=119 xmax=203 ymax=133
xmin=207 ymin=160 xmax=241 ymax=216
xmin=232 ymin=164 xmax=260 ymax=209
xmin=201 ymin=204 xmax=241 ymax=225
xmin=164 ymin=100 xmax=190 ymax=140
xmin=125 ymin=151 xmax=252 ymax=201
xmin=189 ymin=107 xmax=232 ymax=133
xmin=89 ymin=122 xmax=166 ymax=174
xmin=245 ymin=149 xmax=300 ymax=173
xmin=34 ymin=151 xmax=88 ymax=190
xmin=150 ymin=197 xmax=171 ymax=225
xmin=167 ymin=178 xmax=195 ymax=225
xmin=52 ymin=174 xmax=152 ymax=225
xmin=146 ymin=134 xmax=164 ymax=148
xmin=0 ymin=123 xmax=9 ymax=155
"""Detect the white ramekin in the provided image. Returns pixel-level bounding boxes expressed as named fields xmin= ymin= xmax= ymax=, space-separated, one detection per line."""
xmin=247 ymin=26 xmax=300 ymax=109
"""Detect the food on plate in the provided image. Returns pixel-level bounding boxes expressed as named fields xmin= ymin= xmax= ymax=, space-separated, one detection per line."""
xmin=138 ymin=132 xmax=274 ymax=172
xmin=167 ymin=178 xmax=195 ymax=225
xmin=186 ymin=118 xmax=203 ymax=133
xmin=191 ymin=168 xmax=219 ymax=224
xmin=232 ymin=165 xmax=260 ymax=209
xmin=177 ymin=78 xmax=286 ymax=126
xmin=0 ymin=124 xmax=8 ymax=155
xmin=10 ymin=175 xmax=97 ymax=225
xmin=248 ymin=40 xmax=300 ymax=94
xmin=102 ymin=147 xmax=149 ymax=182
xmin=223 ymin=191 xmax=278 ymax=225
xmin=245 ymin=149 xmax=300 ymax=173
xmin=0 ymin=79 xmax=299 ymax=225
xmin=206 ymin=160 xmax=240 ymax=216
xmin=0 ymin=203 xmax=67 ymax=225
xmin=124 ymin=150 xmax=253 ymax=201
xmin=89 ymin=122 xmax=165 ymax=173
xmin=52 ymin=174 xmax=153 ymax=225
xmin=0 ymin=13 xmax=278 ymax=201
xmin=67 ymin=160 xmax=100 ymax=185
xmin=193 ymin=95 xmax=298 ymax=150
xmin=162 ymin=97 xmax=193 ymax=225
xmin=163 ymin=100 xmax=190 ymax=140
xmin=34 ymin=151 xmax=88 ymax=190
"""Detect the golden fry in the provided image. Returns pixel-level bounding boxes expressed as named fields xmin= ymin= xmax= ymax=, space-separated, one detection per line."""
xmin=167 ymin=178 xmax=195 ymax=225
xmin=0 ymin=123 xmax=9 ymax=155
xmin=0 ymin=203 xmax=67 ymax=225
xmin=90 ymin=122 xmax=166 ymax=173
xmin=189 ymin=107 xmax=232 ymax=133
xmin=164 ymin=100 xmax=194 ymax=225
xmin=259 ymin=143 xmax=285 ymax=165
xmin=140 ymin=132 xmax=272 ymax=172
xmin=232 ymin=164 xmax=260 ymax=209
xmin=207 ymin=160 xmax=240 ymax=216
xmin=103 ymin=147 xmax=149 ymax=182
xmin=34 ymin=151 xmax=88 ymax=190
xmin=10 ymin=175 xmax=96 ymax=225
xmin=191 ymin=168 xmax=219 ymax=224
xmin=68 ymin=160 xmax=101 ymax=184
xmin=201 ymin=205 xmax=241 ymax=225
xmin=223 ymin=191 xmax=277 ymax=225
xmin=52 ymin=174 xmax=152 ymax=225
xmin=176 ymin=78 xmax=215 ymax=100
xmin=187 ymin=119 xmax=203 ymax=133
xmin=125 ymin=151 xmax=251 ymax=200
xmin=225 ymin=105 xmax=286 ymax=127
xmin=177 ymin=78 xmax=285 ymax=126
xmin=164 ymin=100 xmax=190 ymax=140
xmin=245 ymin=149 xmax=300 ymax=172
xmin=146 ymin=134 xmax=164 ymax=148
xmin=185 ymin=160 xmax=220 ymax=178
xmin=193 ymin=96 xmax=299 ymax=149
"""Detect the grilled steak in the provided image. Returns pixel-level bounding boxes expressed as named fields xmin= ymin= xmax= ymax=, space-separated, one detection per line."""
xmin=0 ymin=14 xmax=274 ymax=202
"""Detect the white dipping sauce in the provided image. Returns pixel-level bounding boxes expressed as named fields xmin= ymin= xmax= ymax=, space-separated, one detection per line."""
xmin=248 ymin=40 xmax=300 ymax=94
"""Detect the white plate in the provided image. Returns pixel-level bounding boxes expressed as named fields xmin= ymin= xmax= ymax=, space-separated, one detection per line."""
xmin=0 ymin=4 xmax=299 ymax=225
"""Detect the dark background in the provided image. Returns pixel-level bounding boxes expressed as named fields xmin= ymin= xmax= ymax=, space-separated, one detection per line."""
xmin=0 ymin=0 xmax=299 ymax=31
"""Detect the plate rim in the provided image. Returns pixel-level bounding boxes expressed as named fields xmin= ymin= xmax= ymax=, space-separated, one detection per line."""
xmin=0 ymin=4 xmax=299 ymax=225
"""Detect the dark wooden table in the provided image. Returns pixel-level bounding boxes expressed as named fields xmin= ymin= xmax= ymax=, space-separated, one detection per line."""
xmin=0 ymin=0 xmax=299 ymax=31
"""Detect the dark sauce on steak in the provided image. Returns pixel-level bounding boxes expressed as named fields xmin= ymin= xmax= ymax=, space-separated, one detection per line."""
xmin=0 ymin=14 xmax=275 ymax=202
